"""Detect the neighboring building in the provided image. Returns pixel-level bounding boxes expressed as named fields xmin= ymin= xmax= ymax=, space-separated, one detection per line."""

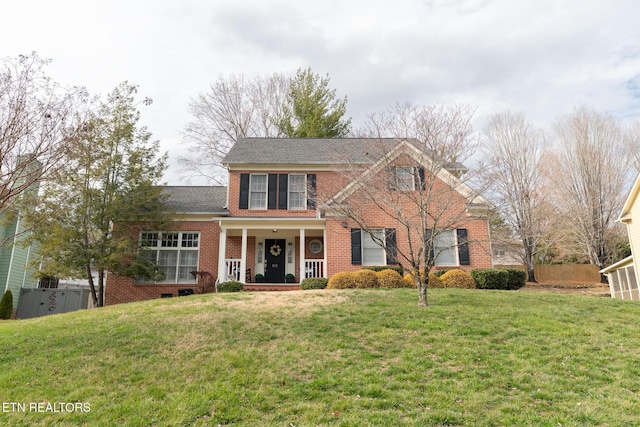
xmin=601 ymin=173 xmax=640 ymax=300
xmin=106 ymin=138 xmax=493 ymax=305
xmin=491 ymin=239 xmax=525 ymax=266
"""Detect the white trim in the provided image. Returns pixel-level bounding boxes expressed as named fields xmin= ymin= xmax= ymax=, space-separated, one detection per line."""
xmin=299 ymin=229 xmax=306 ymax=281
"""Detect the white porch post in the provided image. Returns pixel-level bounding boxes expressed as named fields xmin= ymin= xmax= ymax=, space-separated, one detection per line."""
xmin=240 ymin=228 xmax=248 ymax=283
xmin=299 ymin=228 xmax=306 ymax=282
xmin=217 ymin=226 xmax=227 ymax=282
xmin=323 ymin=227 xmax=328 ymax=278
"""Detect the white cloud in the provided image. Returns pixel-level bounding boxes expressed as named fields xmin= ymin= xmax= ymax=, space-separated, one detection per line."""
xmin=2 ymin=0 xmax=639 ymax=184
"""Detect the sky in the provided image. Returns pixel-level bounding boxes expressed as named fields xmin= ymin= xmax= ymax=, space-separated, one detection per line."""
xmin=3 ymin=0 xmax=640 ymax=184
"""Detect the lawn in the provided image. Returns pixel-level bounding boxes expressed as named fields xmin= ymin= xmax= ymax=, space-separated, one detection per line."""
xmin=1 ymin=288 xmax=639 ymax=426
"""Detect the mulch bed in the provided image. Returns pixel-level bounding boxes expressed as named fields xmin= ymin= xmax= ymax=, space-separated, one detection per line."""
xmin=521 ymin=281 xmax=611 ymax=297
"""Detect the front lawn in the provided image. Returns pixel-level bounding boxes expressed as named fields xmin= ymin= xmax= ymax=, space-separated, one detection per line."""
xmin=1 ymin=289 xmax=639 ymax=426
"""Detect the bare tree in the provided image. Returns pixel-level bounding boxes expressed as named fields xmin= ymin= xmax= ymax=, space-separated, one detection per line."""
xmin=548 ymin=106 xmax=632 ymax=281
xmin=0 ymin=53 xmax=87 ymax=220
xmin=628 ymin=119 xmax=640 ymax=174
xmin=325 ymin=104 xmax=490 ymax=307
xmin=481 ymin=112 xmax=548 ymax=282
xmin=179 ymin=73 xmax=289 ymax=183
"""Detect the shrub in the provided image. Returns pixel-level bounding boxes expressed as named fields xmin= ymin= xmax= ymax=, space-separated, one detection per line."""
xmin=505 ymin=269 xmax=527 ymax=290
xmin=433 ymin=269 xmax=451 ymax=278
xmin=440 ymin=269 xmax=476 ymax=289
xmin=285 ymin=273 xmax=295 ymax=283
xmin=363 ymin=265 xmax=404 ymax=276
xmin=300 ymin=277 xmax=329 ymax=290
xmin=376 ymin=269 xmax=405 ymax=288
xmin=255 ymin=274 xmax=265 ymax=282
xmin=217 ymin=281 xmax=244 ymax=293
xmin=403 ymin=271 xmax=443 ymax=288
xmin=353 ymin=269 xmax=379 ymax=288
xmin=0 ymin=290 xmax=13 ymax=320
xmin=472 ymin=268 xmax=509 ymax=290
xmin=327 ymin=272 xmax=355 ymax=289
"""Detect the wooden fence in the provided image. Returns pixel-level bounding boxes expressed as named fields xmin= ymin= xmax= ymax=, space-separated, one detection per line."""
xmin=494 ymin=264 xmax=601 ymax=283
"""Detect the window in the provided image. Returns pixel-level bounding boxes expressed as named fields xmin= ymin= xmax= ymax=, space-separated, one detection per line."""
xmin=434 ymin=229 xmax=457 ymax=266
xmin=395 ymin=166 xmax=415 ymax=190
xmin=362 ymin=229 xmax=386 ymax=265
xmin=288 ymin=174 xmax=306 ymax=210
xmin=138 ymin=232 xmax=199 ymax=283
xmin=308 ymin=239 xmax=323 ymax=254
xmin=249 ymin=174 xmax=267 ymax=209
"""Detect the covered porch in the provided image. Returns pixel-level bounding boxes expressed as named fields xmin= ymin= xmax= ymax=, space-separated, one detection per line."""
xmin=601 ymin=256 xmax=640 ymax=300
xmin=217 ymin=218 xmax=327 ymax=285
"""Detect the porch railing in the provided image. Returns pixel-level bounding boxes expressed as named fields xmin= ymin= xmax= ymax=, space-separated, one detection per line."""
xmin=305 ymin=260 xmax=324 ymax=279
xmin=225 ymin=259 xmax=242 ymax=281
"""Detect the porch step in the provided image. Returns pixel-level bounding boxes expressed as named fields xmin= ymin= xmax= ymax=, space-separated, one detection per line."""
xmin=243 ymin=284 xmax=300 ymax=292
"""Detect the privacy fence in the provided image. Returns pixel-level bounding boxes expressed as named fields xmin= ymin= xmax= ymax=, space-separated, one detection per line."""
xmin=493 ymin=264 xmax=601 ymax=283
xmin=16 ymin=287 xmax=91 ymax=319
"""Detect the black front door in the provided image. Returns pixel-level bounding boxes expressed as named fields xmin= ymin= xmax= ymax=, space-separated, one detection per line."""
xmin=264 ymin=239 xmax=286 ymax=282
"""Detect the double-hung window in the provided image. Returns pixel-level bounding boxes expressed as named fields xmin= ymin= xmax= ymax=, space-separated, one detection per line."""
xmin=139 ymin=232 xmax=200 ymax=283
xmin=362 ymin=229 xmax=386 ymax=265
xmin=395 ymin=166 xmax=415 ymax=190
xmin=288 ymin=174 xmax=306 ymax=210
xmin=249 ymin=174 xmax=267 ymax=209
xmin=433 ymin=229 xmax=457 ymax=266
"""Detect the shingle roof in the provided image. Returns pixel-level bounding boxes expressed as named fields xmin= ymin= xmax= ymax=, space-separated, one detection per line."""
xmin=162 ymin=186 xmax=228 ymax=214
xmin=222 ymin=138 xmax=416 ymax=165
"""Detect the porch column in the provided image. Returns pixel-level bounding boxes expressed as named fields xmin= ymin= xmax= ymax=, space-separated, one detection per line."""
xmin=217 ymin=226 xmax=227 ymax=282
xmin=299 ymin=228 xmax=306 ymax=282
xmin=240 ymin=228 xmax=248 ymax=283
xmin=323 ymin=227 xmax=328 ymax=278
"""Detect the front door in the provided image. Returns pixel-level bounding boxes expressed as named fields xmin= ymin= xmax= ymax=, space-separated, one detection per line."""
xmin=264 ymin=239 xmax=286 ymax=283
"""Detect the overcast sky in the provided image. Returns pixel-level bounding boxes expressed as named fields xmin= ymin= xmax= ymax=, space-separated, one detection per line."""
xmin=3 ymin=0 xmax=640 ymax=184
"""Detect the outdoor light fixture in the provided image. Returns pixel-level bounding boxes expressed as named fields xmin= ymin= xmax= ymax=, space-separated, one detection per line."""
xmin=272 ymin=229 xmax=277 ymax=233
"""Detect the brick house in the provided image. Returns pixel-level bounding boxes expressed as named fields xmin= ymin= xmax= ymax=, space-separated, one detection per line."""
xmin=105 ymin=138 xmax=493 ymax=305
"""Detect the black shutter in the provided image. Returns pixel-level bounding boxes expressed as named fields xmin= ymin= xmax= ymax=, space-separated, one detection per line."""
xmin=239 ymin=174 xmax=250 ymax=210
xmin=425 ymin=229 xmax=434 ymax=265
xmin=417 ymin=167 xmax=426 ymax=190
xmin=268 ymin=174 xmax=278 ymax=209
xmin=307 ymin=174 xmax=316 ymax=210
xmin=351 ymin=228 xmax=362 ymax=265
xmin=385 ymin=228 xmax=397 ymax=264
xmin=278 ymin=174 xmax=288 ymax=209
xmin=457 ymin=228 xmax=470 ymax=265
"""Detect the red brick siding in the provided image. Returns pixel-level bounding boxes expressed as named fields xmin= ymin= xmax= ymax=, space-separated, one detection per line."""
xmin=105 ymin=221 xmax=220 ymax=306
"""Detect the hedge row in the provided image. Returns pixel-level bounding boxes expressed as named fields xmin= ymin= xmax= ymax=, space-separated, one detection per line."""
xmin=471 ymin=268 xmax=526 ymax=290
xmin=327 ymin=268 xmax=411 ymax=289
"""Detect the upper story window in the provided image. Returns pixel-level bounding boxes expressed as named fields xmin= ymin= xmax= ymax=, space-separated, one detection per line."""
xmin=249 ymin=174 xmax=267 ymax=209
xmin=239 ymin=173 xmax=316 ymax=211
xmin=395 ymin=166 xmax=415 ymax=191
xmin=139 ymin=231 xmax=200 ymax=283
xmin=288 ymin=174 xmax=307 ymax=210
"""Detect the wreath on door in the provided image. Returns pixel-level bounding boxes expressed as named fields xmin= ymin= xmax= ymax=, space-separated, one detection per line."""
xmin=269 ymin=244 xmax=282 ymax=257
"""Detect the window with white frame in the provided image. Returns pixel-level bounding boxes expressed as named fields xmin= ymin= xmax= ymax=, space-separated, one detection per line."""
xmin=139 ymin=232 xmax=199 ymax=283
xmin=434 ymin=229 xmax=457 ymax=266
xmin=395 ymin=166 xmax=415 ymax=191
xmin=288 ymin=174 xmax=306 ymax=210
xmin=249 ymin=174 xmax=267 ymax=209
xmin=362 ymin=229 xmax=385 ymax=265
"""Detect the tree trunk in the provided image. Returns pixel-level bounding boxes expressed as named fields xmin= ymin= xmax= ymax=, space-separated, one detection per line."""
xmin=98 ymin=270 xmax=105 ymax=307
xmin=523 ymin=237 xmax=536 ymax=283
xmin=417 ymin=272 xmax=428 ymax=307
xmin=87 ymin=264 xmax=98 ymax=307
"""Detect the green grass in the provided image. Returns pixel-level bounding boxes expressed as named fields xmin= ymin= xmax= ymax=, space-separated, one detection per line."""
xmin=1 ymin=289 xmax=640 ymax=426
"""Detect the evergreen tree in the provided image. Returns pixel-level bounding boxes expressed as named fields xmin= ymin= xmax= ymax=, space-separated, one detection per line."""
xmin=279 ymin=67 xmax=351 ymax=138
xmin=26 ymin=82 xmax=168 ymax=307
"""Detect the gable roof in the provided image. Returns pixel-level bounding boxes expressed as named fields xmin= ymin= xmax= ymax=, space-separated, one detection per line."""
xmin=222 ymin=137 xmax=467 ymax=168
xmin=162 ymin=186 xmax=228 ymax=215
xmin=619 ymin=172 xmax=640 ymax=222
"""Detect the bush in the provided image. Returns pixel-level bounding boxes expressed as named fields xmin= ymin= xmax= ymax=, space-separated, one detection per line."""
xmin=472 ymin=269 xmax=509 ymax=290
xmin=505 ymin=269 xmax=527 ymax=290
xmin=255 ymin=273 xmax=265 ymax=282
xmin=403 ymin=273 xmax=416 ymax=288
xmin=300 ymin=277 xmax=329 ymax=290
xmin=285 ymin=273 xmax=295 ymax=283
xmin=376 ymin=269 xmax=405 ymax=288
xmin=403 ymin=271 xmax=443 ymax=288
xmin=363 ymin=265 xmax=404 ymax=276
xmin=433 ymin=269 xmax=451 ymax=278
xmin=0 ymin=290 xmax=13 ymax=320
xmin=440 ymin=269 xmax=476 ymax=289
xmin=327 ymin=272 xmax=355 ymax=289
xmin=217 ymin=281 xmax=244 ymax=292
xmin=353 ymin=269 xmax=379 ymax=288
